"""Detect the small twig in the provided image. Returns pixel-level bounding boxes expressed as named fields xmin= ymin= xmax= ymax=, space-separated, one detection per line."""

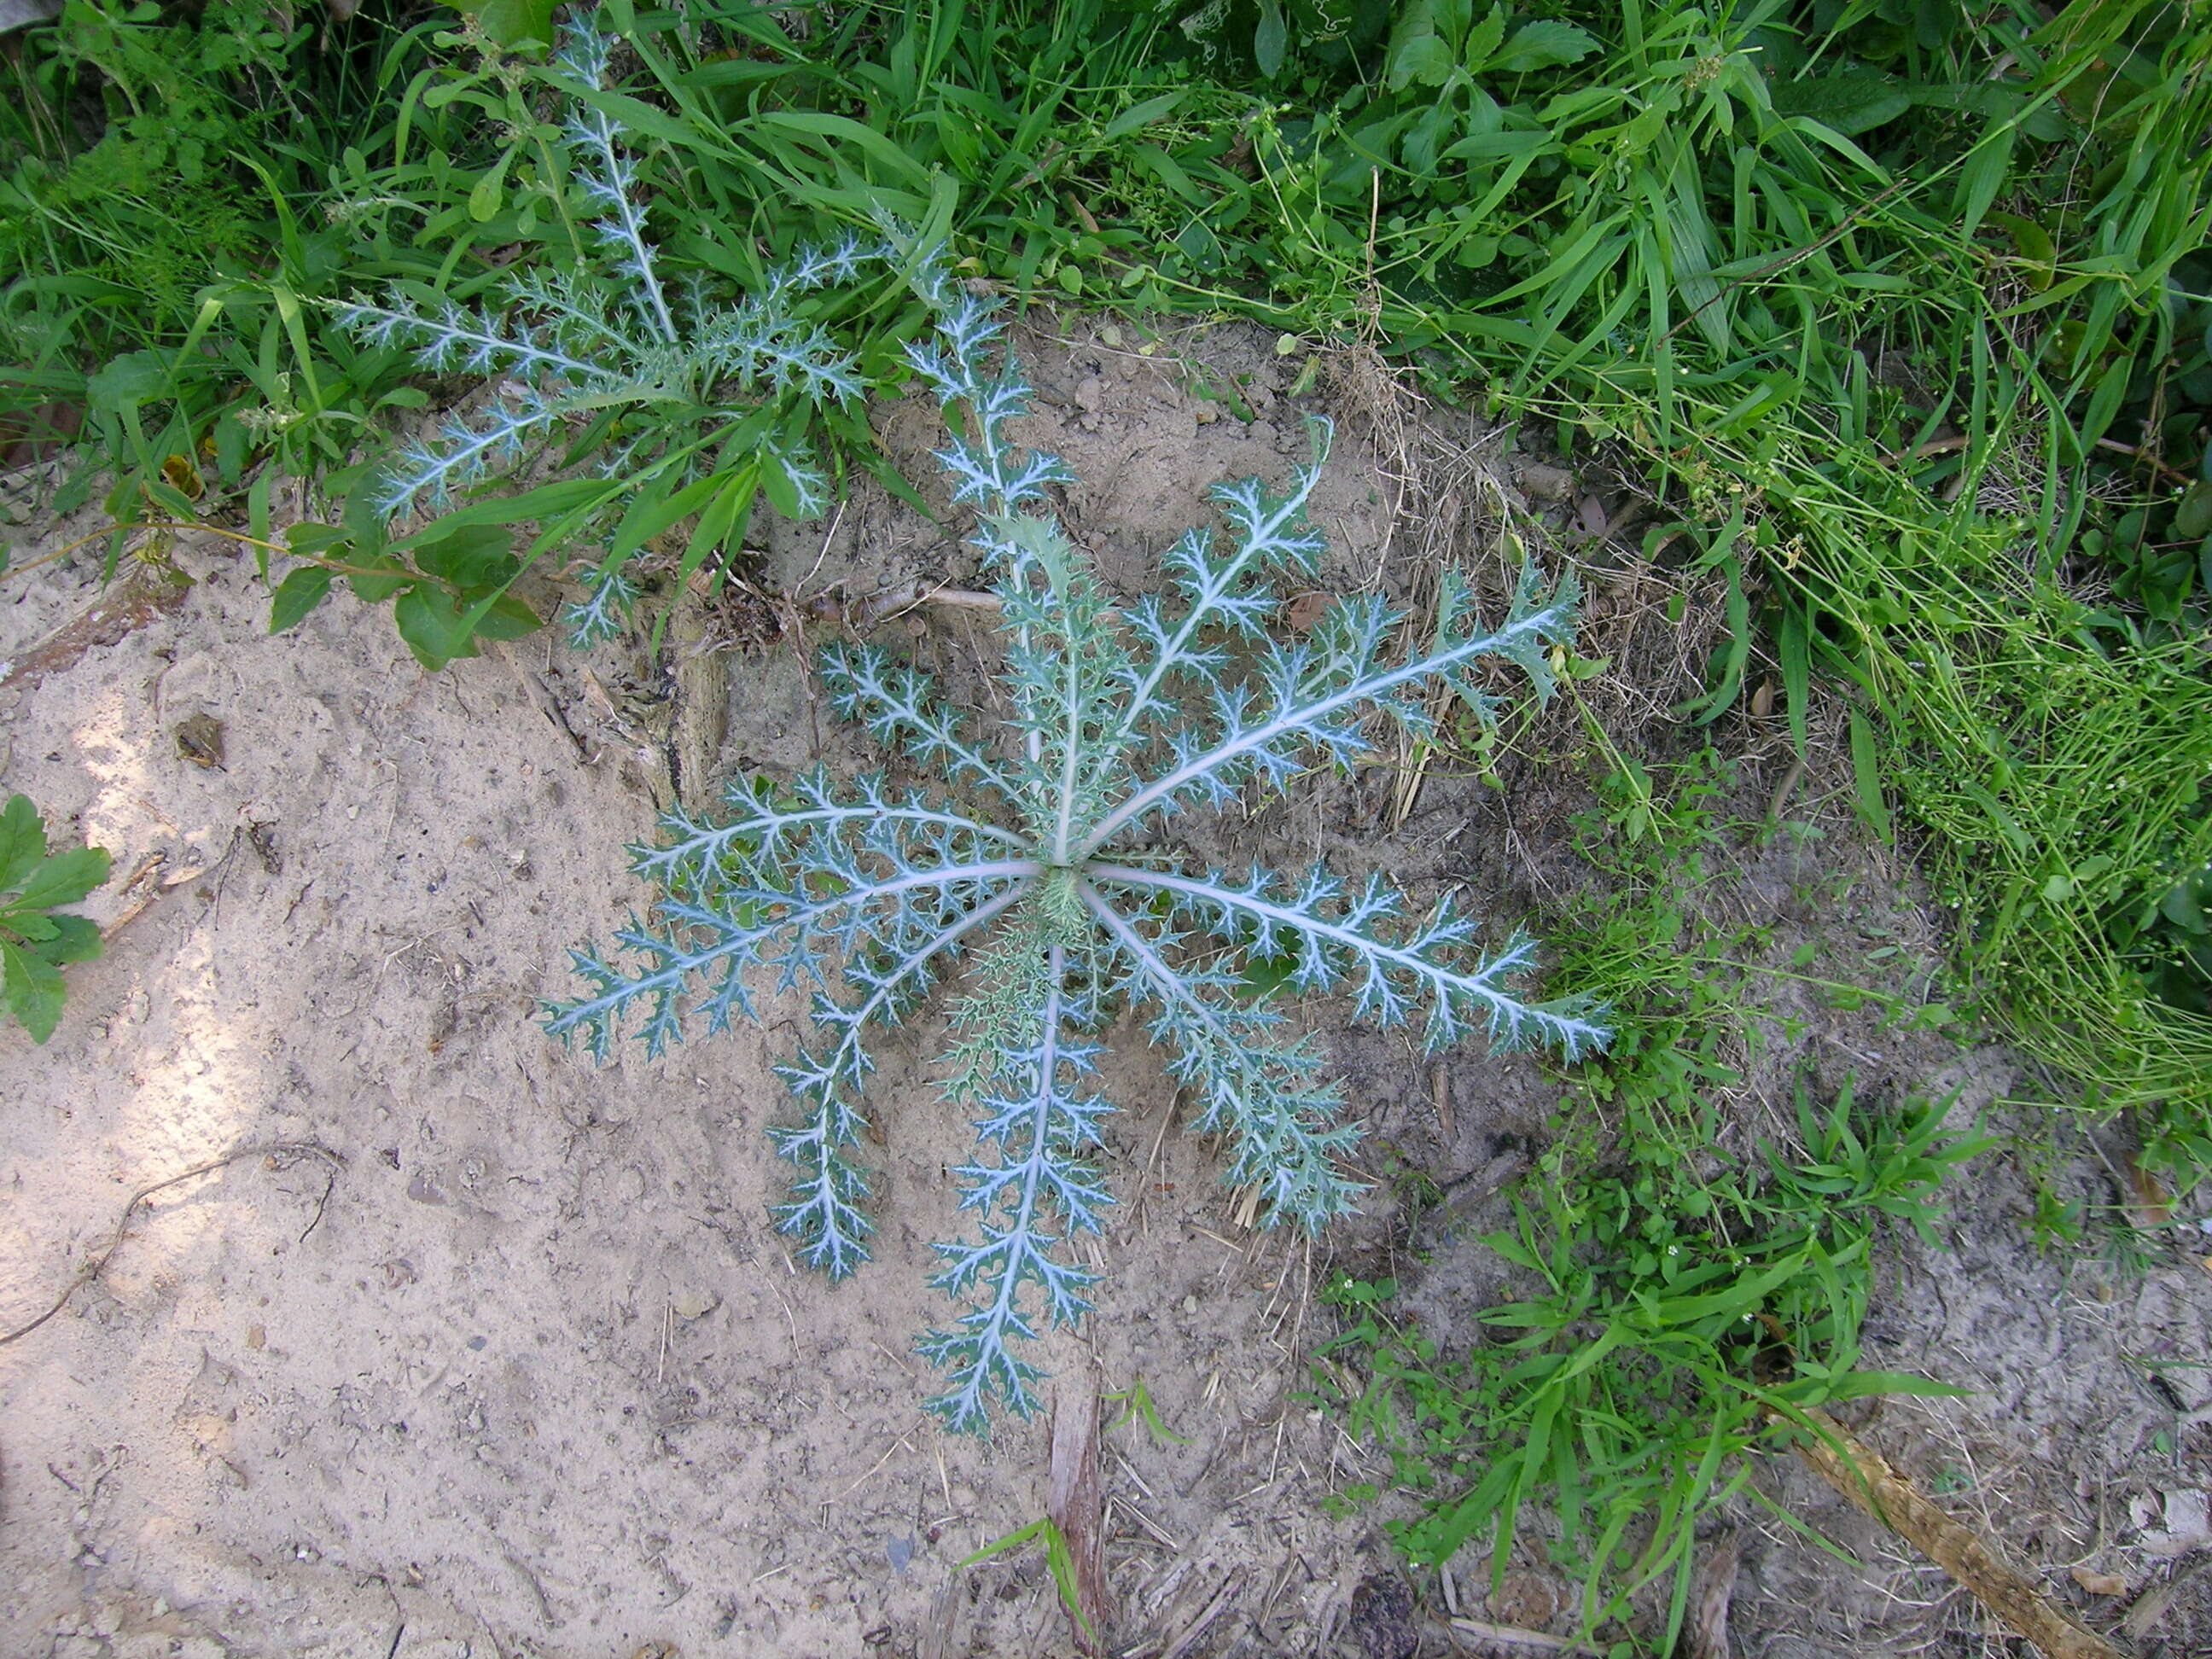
xmin=835 ymin=1432 xmax=914 ymax=1501
xmin=1877 ymin=433 xmax=1971 ymax=466
xmin=297 ymin=1154 xmax=341 ymax=1244
xmin=1 ymin=1141 xmax=344 ymax=1345
xmin=494 ymin=643 xmax=587 ymax=761
xmin=2093 ymin=436 xmax=2197 ymax=490
xmin=765 ymin=1261 xmax=800 ymax=1351
xmin=1766 ymin=757 xmax=1808 ymax=826
xmin=847 ymin=582 xmax=1004 ymax=630
xmin=917 ymin=586 xmax=1003 ymax=610
xmin=1158 ymin=1573 xmax=1243 ymax=1659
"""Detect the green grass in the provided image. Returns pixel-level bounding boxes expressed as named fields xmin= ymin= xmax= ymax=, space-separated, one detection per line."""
xmin=1316 ymin=1039 xmax=1985 ymax=1653
xmin=1154 ymin=0 xmax=2212 ymax=1147
xmin=1313 ymin=1079 xmax=1981 ymax=1650
xmin=1303 ymin=748 xmax=1988 ymax=1651
xmin=1758 ymin=424 xmax=2212 ymax=1146
xmin=0 ymin=0 xmax=440 ymax=506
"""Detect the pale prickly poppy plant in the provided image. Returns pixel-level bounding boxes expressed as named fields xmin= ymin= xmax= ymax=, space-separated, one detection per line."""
xmin=335 ymin=11 xmax=882 ymax=649
xmin=548 ymin=273 xmax=1610 ymax=1430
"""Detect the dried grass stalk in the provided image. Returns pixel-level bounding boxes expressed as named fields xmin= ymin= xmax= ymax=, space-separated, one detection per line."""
xmin=1048 ymin=1361 xmax=1112 ymax=1652
xmin=1788 ymin=1407 xmax=2121 ymax=1659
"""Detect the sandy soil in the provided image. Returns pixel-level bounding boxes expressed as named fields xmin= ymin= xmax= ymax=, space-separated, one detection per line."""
xmin=2 ymin=317 xmax=2209 ymax=1659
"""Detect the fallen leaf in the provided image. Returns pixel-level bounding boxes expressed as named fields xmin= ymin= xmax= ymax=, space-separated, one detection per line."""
xmin=1488 ymin=1571 xmax=1562 ymax=1628
xmin=160 ymin=452 xmax=205 ymax=500
xmin=1516 ymin=462 xmax=1573 ymax=503
xmin=2138 ymin=1488 xmax=2212 ymax=1557
xmin=2070 ymin=1566 xmax=2127 ymax=1597
xmin=670 ymin=1288 xmax=719 ymax=1320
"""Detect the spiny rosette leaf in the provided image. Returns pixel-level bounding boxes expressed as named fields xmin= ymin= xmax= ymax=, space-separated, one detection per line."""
xmin=547 ymin=269 xmax=1610 ymax=1431
xmin=921 ymin=945 xmax=1115 ymax=1431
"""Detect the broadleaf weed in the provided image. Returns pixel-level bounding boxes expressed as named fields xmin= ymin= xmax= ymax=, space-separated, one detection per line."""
xmin=546 ymin=268 xmax=1609 ymax=1430
xmin=0 ymin=795 xmax=111 ymax=1045
xmin=325 ymin=10 xmax=890 ymax=655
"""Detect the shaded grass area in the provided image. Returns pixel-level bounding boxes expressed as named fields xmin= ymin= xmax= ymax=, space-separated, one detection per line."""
xmin=1767 ymin=435 xmax=2212 ymax=1143
xmin=1307 ymin=734 xmax=1987 ymax=1650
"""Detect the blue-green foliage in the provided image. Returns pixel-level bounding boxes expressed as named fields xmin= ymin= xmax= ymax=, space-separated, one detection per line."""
xmin=335 ymin=13 xmax=876 ymax=648
xmin=546 ymin=269 xmax=1610 ymax=1430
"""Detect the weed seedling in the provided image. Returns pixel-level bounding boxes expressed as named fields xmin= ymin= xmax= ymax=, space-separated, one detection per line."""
xmin=960 ymin=1515 xmax=1096 ymax=1643
xmin=0 ymin=795 xmax=111 ymax=1044
xmin=313 ymin=10 xmax=892 ymax=662
xmin=1103 ymin=1378 xmax=1188 ymax=1446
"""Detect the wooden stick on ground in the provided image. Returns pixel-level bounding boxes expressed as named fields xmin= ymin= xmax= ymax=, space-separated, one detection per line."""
xmin=1787 ymin=1406 xmax=2122 ymax=1659
xmin=1047 ymin=1359 xmax=1112 ymax=1654
xmin=0 ymin=562 xmax=190 ymax=696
